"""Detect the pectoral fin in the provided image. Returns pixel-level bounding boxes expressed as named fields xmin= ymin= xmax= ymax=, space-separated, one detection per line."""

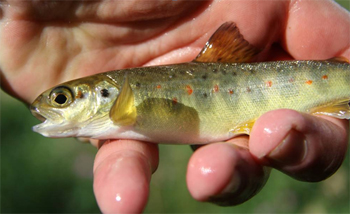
xmin=310 ymin=99 xmax=350 ymax=119
xmin=194 ymin=22 xmax=261 ymax=63
xmin=110 ymin=76 xmax=137 ymax=126
xmin=230 ymin=120 xmax=256 ymax=136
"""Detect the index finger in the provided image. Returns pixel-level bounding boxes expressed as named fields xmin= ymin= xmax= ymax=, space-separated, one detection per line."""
xmin=93 ymin=140 xmax=158 ymax=213
xmin=284 ymin=0 xmax=350 ymax=59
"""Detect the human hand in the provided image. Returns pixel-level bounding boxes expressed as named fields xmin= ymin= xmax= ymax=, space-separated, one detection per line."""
xmin=1 ymin=0 xmax=349 ymax=213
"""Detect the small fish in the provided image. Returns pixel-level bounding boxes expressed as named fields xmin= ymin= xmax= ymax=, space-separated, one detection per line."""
xmin=30 ymin=22 xmax=350 ymax=144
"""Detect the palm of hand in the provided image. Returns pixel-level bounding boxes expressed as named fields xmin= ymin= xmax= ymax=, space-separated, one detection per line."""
xmin=0 ymin=0 xmax=205 ymax=103
xmin=2 ymin=0 xmax=348 ymax=103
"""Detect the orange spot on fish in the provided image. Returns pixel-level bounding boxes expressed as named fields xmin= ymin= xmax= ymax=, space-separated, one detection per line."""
xmin=172 ymin=97 xmax=178 ymax=105
xmin=156 ymin=85 xmax=161 ymax=89
xmin=228 ymin=89 xmax=234 ymax=95
xmin=266 ymin=81 xmax=273 ymax=87
xmin=76 ymin=91 xmax=83 ymax=99
xmin=322 ymin=75 xmax=328 ymax=80
xmin=289 ymin=78 xmax=294 ymax=83
xmin=213 ymin=84 xmax=219 ymax=92
xmin=305 ymin=80 xmax=313 ymax=85
xmin=186 ymin=85 xmax=193 ymax=95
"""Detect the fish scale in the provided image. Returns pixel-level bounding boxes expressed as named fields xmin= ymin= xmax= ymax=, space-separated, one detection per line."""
xmin=30 ymin=22 xmax=350 ymax=144
xmin=92 ymin=60 xmax=350 ymax=144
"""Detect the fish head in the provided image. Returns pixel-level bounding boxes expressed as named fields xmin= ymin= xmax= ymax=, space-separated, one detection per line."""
xmin=30 ymin=75 xmax=120 ymax=138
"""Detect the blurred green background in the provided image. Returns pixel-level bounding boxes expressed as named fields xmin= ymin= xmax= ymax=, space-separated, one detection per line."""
xmin=1 ymin=1 xmax=349 ymax=213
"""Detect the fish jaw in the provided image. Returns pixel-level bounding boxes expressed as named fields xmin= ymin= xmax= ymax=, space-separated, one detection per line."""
xmin=30 ymin=106 xmax=79 ymax=138
xmin=32 ymin=120 xmax=80 ymax=138
xmin=30 ymin=97 xmax=78 ymax=137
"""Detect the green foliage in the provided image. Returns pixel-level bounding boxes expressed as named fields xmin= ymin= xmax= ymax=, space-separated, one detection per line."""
xmin=1 ymin=91 xmax=99 ymax=213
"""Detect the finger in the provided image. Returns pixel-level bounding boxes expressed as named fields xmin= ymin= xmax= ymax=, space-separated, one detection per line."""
xmin=93 ymin=140 xmax=158 ymax=213
xmin=75 ymin=138 xmax=108 ymax=149
xmin=285 ymin=0 xmax=350 ymax=59
xmin=250 ymin=109 xmax=348 ymax=182
xmin=89 ymin=139 xmax=106 ymax=148
xmin=3 ymin=0 xmax=77 ymax=21
xmin=187 ymin=137 xmax=270 ymax=206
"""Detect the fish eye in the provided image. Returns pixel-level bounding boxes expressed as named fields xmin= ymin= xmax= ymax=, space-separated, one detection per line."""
xmin=54 ymin=94 xmax=68 ymax=104
xmin=50 ymin=86 xmax=73 ymax=107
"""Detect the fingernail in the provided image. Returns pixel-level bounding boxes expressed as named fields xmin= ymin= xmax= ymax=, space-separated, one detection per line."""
xmin=267 ymin=129 xmax=308 ymax=165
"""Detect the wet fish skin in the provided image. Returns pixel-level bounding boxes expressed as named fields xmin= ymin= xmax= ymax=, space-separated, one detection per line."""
xmin=112 ymin=60 xmax=350 ymax=143
xmin=29 ymin=22 xmax=350 ymax=144
xmin=30 ymin=60 xmax=350 ymax=144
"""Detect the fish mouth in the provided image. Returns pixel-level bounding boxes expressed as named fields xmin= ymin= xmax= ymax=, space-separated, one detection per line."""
xmin=30 ymin=105 xmax=76 ymax=137
xmin=30 ymin=95 xmax=46 ymax=122
xmin=30 ymin=107 xmax=47 ymax=122
xmin=31 ymin=112 xmax=79 ymax=138
xmin=29 ymin=95 xmax=80 ymax=138
xmin=30 ymin=104 xmax=61 ymax=123
xmin=32 ymin=122 xmax=79 ymax=138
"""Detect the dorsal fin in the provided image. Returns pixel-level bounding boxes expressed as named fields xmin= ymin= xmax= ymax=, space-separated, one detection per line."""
xmin=194 ymin=22 xmax=260 ymax=63
xmin=109 ymin=76 xmax=137 ymax=126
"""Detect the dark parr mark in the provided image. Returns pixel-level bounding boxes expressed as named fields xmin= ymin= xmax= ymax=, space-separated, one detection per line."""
xmin=101 ymin=89 xmax=109 ymax=97
xmin=203 ymin=93 xmax=208 ymax=98
xmin=202 ymin=74 xmax=208 ymax=80
xmin=247 ymin=68 xmax=256 ymax=74
xmin=135 ymin=82 xmax=141 ymax=88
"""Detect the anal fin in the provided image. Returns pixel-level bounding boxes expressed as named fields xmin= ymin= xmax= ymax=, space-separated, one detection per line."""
xmin=327 ymin=57 xmax=349 ymax=63
xmin=229 ymin=120 xmax=256 ymax=136
xmin=310 ymin=99 xmax=350 ymax=119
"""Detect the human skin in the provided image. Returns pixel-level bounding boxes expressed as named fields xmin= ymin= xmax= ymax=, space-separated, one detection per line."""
xmin=0 ymin=0 xmax=349 ymax=213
